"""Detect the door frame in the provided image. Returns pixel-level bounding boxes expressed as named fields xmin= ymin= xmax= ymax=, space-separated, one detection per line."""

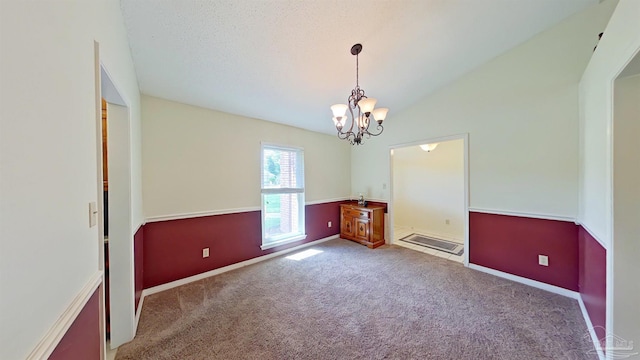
xmin=94 ymin=41 xmax=135 ymax=355
xmin=608 ymin=50 xmax=640 ymax=357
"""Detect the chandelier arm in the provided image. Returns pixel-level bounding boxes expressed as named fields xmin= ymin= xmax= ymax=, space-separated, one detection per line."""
xmin=340 ymin=129 xmax=351 ymax=138
xmin=337 ymin=130 xmax=351 ymax=140
xmin=346 ymin=100 xmax=357 ymax=134
xmin=365 ymin=124 xmax=384 ymax=137
xmin=362 ymin=115 xmax=372 ymax=133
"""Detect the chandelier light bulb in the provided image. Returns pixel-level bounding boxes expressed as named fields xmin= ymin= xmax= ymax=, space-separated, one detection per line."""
xmin=358 ymin=114 xmax=367 ymax=129
xmin=332 ymin=116 xmax=345 ymax=128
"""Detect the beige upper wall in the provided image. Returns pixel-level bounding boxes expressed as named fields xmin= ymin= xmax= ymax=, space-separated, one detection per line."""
xmin=351 ymin=0 xmax=616 ymax=219
xmin=142 ymin=95 xmax=351 ymax=218
xmin=0 ymin=0 xmax=142 ymax=359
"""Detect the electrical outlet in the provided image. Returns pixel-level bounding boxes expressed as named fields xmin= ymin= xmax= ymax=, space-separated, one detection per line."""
xmin=538 ymin=255 xmax=549 ymax=266
xmin=328 ymin=221 xmax=332 ymax=228
xmin=203 ymin=248 xmax=210 ymax=258
xmin=445 ymin=219 xmax=450 ymax=225
xmin=382 ymin=183 xmax=387 ymax=190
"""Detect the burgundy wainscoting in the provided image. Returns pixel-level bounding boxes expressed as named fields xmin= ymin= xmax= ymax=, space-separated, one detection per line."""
xmin=469 ymin=212 xmax=579 ymax=291
xmin=143 ymin=201 xmax=343 ymax=288
xmin=578 ymin=226 xmax=607 ymax=341
xmin=48 ymin=288 xmax=101 ymax=360
xmin=134 ymin=226 xmax=144 ymax=312
xmin=305 ymin=201 xmax=344 ymax=241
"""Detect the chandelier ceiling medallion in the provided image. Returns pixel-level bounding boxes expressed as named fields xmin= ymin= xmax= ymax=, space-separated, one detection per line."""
xmin=331 ymin=43 xmax=388 ymax=145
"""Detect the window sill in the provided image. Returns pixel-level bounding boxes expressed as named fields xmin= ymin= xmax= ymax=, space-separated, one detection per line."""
xmin=261 ymin=234 xmax=307 ymax=251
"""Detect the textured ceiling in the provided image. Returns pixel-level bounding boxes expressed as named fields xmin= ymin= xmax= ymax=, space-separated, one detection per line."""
xmin=120 ymin=0 xmax=597 ymax=135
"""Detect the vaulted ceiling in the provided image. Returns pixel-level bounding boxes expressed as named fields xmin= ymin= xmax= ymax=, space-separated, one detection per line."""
xmin=120 ymin=0 xmax=597 ymax=135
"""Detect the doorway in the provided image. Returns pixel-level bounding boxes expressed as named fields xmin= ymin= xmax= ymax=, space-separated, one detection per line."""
xmin=97 ymin=58 xmax=135 ymax=349
xmin=101 ymin=98 xmax=110 ymax=340
xmin=389 ymin=134 xmax=469 ymax=266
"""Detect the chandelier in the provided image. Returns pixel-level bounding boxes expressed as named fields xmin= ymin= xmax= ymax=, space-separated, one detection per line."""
xmin=331 ymin=43 xmax=388 ymax=145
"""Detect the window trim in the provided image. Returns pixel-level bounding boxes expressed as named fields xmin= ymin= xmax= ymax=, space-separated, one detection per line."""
xmin=260 ymin=143 xmax=306 ymax=250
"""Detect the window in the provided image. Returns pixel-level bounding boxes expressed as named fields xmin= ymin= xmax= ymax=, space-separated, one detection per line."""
xmin=261 ymin=144 xmax=305 ymax=249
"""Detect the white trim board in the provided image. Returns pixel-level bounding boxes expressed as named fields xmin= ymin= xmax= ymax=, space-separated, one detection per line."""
xmin=306 ymin=197 xmax=349 ymax=205
xmin=468 ymin=207 xmax=575 ymax=223
xmin=145 ymin=207 xmax=261 ymax=223
xmin=575 ymin=221 xmax=608 ymax=249
xmin=146 ymin=199 xmax=351 ymax=223
xmin=468 ymin=263 xmax=579 ymax=299
xmin=388 ymin=133 xmax=468 ymax=149
xmin=133 ymin=222 xmax=144 ymax=238
xmin=578 ymin=295 xmax=606 ymax=360
xmin=26 ymin=271 xmax=103 ymax=360
xmin=141 ymin=235 xmax=339 ymax=297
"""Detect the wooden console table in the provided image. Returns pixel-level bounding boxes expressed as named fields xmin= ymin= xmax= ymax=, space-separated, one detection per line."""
xmin=340 ymin=203 xmax=385 ymax=249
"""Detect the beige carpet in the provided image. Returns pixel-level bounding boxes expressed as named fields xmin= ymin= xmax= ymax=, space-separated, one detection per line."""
xmin=116 ymin=239 xmax=596 ymax=359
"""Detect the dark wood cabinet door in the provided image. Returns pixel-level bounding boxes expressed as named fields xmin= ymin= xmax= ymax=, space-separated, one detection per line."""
xmin=341 ymin=216 xmax=355 ymax=238
xmin=355 ymin=218 xmax=370 ymax=242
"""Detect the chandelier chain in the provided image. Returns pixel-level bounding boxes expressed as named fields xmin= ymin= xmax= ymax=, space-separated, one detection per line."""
xmin=356 ymin=52 xmax=359 ymax=88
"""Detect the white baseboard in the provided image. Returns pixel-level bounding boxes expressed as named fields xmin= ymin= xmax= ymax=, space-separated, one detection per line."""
xmin=468 ymin=263 xmax=579 ymax=299
xmin=470 ymin=264 xmax=605 ymax=358
xmin=134 ymin=295 xmax=144 ymax=336
xmin=142 ymin=235 xmax=339 ymax=298
xmin=578 ymin=295 xmax=605 ymax=360
xmin=27 ymin=271 xmax=103 ymax=360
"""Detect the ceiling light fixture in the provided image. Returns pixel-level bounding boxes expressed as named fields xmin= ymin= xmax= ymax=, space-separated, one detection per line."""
xmin=331 ymin=43 xmax=388 ymax=145
xmin=420 ymin=143 xmax=439 ymax=152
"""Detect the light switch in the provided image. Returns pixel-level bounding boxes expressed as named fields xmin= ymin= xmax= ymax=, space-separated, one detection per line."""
xmin=89 ymin=202 xmax=98 ymax=228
